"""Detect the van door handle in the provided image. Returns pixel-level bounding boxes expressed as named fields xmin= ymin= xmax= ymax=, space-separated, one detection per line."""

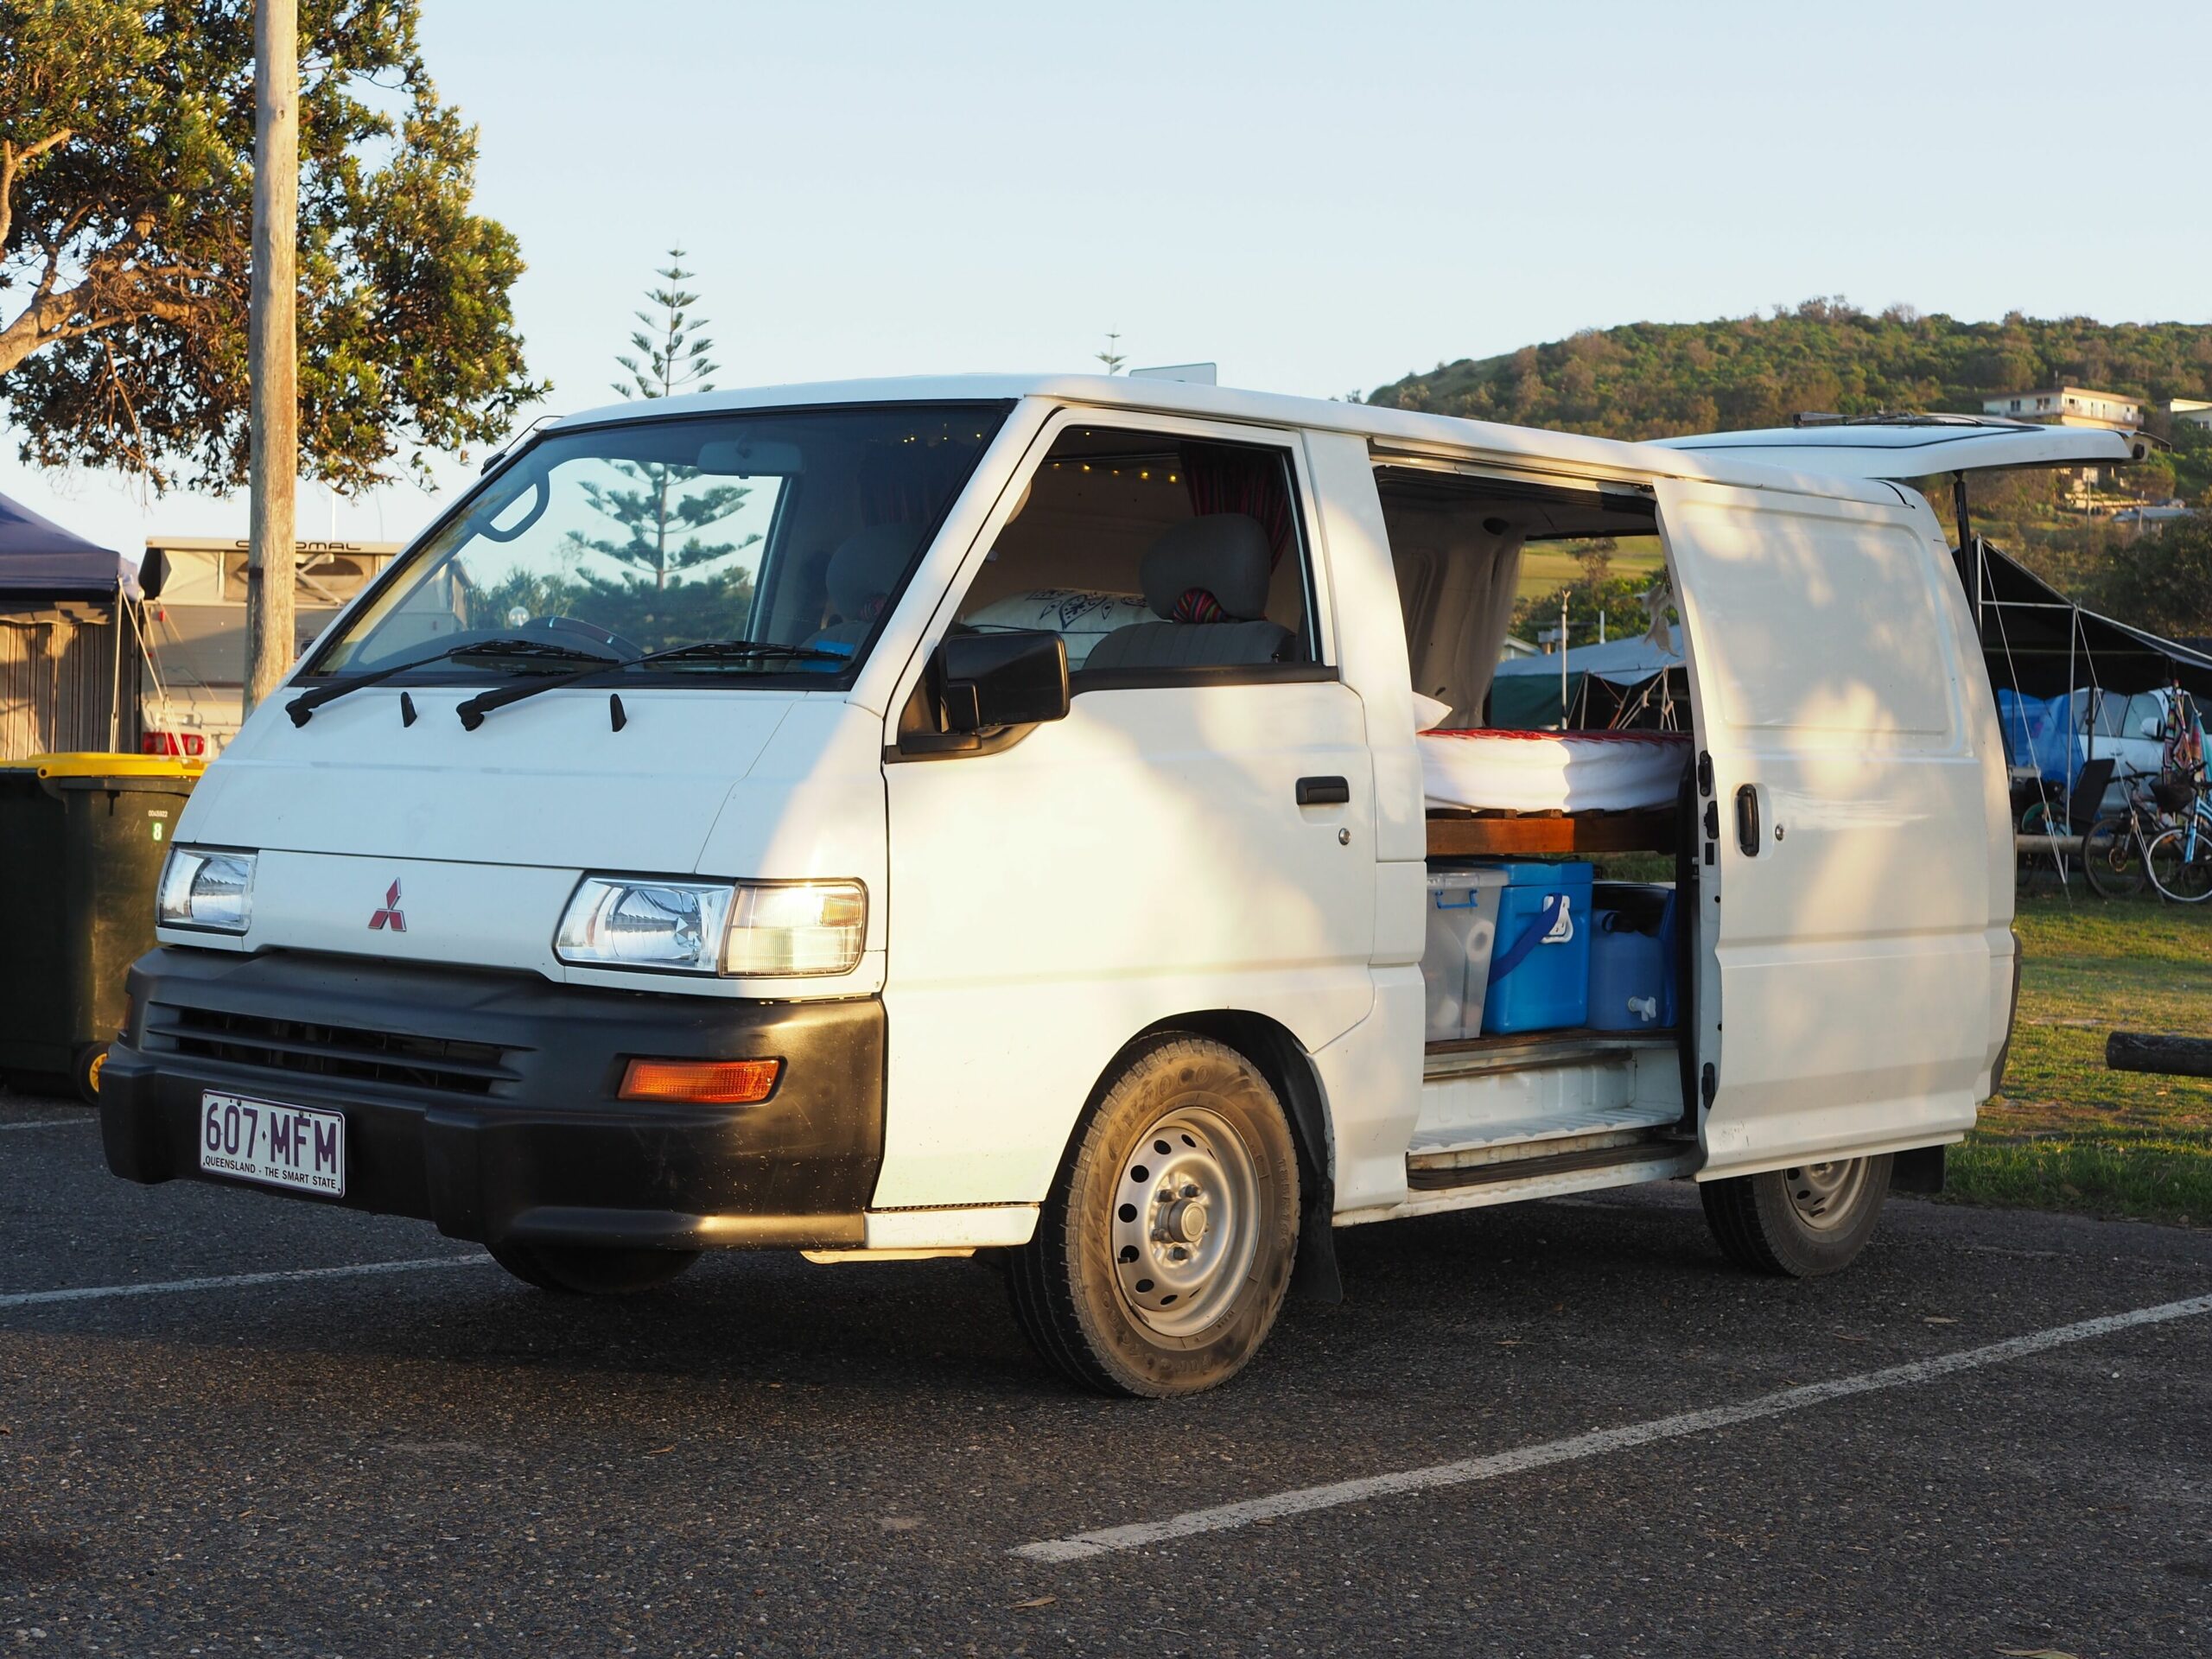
xmin=1735 ymin=785 xmax=1761 ymax=855
xmin=1296 ymin=775 xmax=1351 ymax=806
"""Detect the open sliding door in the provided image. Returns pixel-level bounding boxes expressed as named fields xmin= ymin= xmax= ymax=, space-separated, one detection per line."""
xmin=1656 ymin=477 xmax=2001 ymax=1179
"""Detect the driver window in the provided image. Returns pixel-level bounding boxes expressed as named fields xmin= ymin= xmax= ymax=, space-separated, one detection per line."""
xmin=957 ymin=426 xmax=1319 ymax=679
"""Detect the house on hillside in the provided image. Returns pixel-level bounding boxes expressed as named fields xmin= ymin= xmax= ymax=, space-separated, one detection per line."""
xmin=2169 ymin=398 xmax=2212 ymax=431
xmin=1980 ymin=386 xmax=2142 ymax=430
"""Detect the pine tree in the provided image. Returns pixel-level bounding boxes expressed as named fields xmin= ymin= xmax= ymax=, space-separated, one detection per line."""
xmin=573 ymin=251 xmax=755 ymax=589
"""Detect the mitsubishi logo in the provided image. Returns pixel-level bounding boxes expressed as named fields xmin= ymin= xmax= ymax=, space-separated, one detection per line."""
xmin=369 ymin=880 xmax=406 ymax=932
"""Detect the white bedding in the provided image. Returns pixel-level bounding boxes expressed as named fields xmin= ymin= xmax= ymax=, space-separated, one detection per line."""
xmin=1421 ymin=728 xmax=1691 ymax=814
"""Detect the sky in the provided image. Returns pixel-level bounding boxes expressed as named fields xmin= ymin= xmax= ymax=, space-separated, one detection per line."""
xmin=6 ymin=0 xmax=2209 ymax=559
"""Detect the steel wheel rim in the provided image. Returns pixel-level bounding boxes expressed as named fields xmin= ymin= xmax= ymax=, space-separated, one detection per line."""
xmin=1780 ymin=1160 xmax=1869 ymax=1231
xmin=1109 ymin=1105 xmax=1261 ymax=1338
xmin=2148 ymin=829 xmax=2212 ymax=903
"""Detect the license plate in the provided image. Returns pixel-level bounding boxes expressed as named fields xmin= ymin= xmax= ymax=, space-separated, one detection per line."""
xmin=197 ymin=1092 xmax=346 ymax=1198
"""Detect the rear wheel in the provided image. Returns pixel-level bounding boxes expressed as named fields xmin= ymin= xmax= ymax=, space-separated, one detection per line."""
xmin=2082 ymin=813 xmax=2147 ymax=898
xmin=2146 ymin=826 xmax=2212 ymax=903
xmin=1700 ymin=1154 xmax=1892 ymax=1278
xmin=1008 ymin=1034 xmax=1300 ymax=1397
xmin=486 ymin=1241 xmax=701 ymax=1295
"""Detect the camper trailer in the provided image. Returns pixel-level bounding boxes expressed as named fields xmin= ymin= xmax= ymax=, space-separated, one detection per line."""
xmin=98 ymin=379 xmax=2136 ymax=1395
xmin=136 ymin=537 xmax=401 ymax=755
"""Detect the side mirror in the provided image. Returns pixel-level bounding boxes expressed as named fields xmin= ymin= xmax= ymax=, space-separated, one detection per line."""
xmin=931 ymin=630 xmax=1069 ymax=734
xmin=137 ymin=545 xmax=169 ymax=601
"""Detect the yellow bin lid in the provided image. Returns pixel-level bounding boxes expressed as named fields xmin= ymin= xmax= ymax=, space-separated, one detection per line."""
xmin=7 ymin=752 xmax=207 ymax=780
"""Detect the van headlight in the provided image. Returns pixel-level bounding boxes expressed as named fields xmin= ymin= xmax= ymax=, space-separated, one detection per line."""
xmin=157 ymin=848 xmax=257 ymax=933
xmin=555 ymin=877 xmax=866 ymax=977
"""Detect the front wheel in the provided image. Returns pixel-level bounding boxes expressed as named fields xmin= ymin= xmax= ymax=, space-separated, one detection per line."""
xmin=2146 ymin=826 xmax=2212 ymax=903
xmin=1700 ymin=1154 xmax=1892 ymax=1278
xmin=2082 ymin=813 xmax=2147 ymax=898
xmin=486 ymin=1241 xmax=701 ymax=1295
xmin=1008 ymin=1035 xmax=1300 ymax=1397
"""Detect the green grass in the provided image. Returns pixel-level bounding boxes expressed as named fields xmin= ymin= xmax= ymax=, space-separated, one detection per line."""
xmin=1515 ymin=545 xmax=1664 ymax=604
xmin=1949 ymin=888 xmax=2212 ymax=1225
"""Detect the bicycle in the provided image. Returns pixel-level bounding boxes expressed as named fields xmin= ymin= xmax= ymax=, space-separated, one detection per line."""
xmin=2145 ymin=770 xmax=2212 ymax=904
xmin=2080 ymin=769 xmax=2164 ymax=899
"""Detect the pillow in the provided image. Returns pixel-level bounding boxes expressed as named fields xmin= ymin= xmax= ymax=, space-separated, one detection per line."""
xmin=966 ymin=589 xmax=1151 ymax=669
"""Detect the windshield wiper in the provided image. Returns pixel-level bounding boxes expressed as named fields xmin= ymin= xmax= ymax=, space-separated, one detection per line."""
xmin=285 ymin=637 xmax=624 ymax=727
xmin=454 ymin=638 xmax=848 ymax=730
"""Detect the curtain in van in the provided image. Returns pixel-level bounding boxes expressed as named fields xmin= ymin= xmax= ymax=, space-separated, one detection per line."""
xmin=1180 ymin=443 xmax=1294 ymax=568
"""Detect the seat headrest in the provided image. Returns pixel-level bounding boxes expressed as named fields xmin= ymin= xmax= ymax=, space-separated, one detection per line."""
xmin=1139 ymin=515 xmax=1272 ymax=621
xmin=826 ymin=524 xmax=917 ymax=618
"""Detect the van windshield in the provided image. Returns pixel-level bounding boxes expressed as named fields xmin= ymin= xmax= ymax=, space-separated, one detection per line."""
xmin=309 ymin=403 xmax=1007 ymax=682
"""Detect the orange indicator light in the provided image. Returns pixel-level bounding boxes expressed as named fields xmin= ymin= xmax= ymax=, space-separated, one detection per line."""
xmin=620 ymin=1057 xmax=782 ymax=1105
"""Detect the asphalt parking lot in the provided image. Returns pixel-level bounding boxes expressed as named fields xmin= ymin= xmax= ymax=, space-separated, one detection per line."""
xmin=5 ymin=1087 xmax=2209 ymax=1658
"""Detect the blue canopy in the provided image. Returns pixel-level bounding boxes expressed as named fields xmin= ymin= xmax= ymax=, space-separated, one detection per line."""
xmin=0 ymin=491 xmax=137 ymax=599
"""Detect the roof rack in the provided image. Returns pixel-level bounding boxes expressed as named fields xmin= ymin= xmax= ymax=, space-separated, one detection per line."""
xmin=1791 ymin=410 xmax=2039 ymax=431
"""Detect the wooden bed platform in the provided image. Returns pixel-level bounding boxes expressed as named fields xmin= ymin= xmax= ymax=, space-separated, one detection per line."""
xmin=1425 ymin=805 xmax=1678 ymax=859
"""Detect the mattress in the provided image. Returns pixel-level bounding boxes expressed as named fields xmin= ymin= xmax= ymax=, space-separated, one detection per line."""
xmin=1421 ymin=728 xmax=1691 ymax=815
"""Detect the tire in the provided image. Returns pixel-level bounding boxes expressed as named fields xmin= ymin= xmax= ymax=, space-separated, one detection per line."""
xmin=2146 ymin=826 xmax=2212 ymax=904
xmin=1008 ymin=1034 xmax=1300 ymax=1397
xmin=72 ymin=1043 xmax=108 ymax=1106
xmin=486 ymin=1241 xmax=701 ymax=1295
xmin=1700 ymin=1154 xmax=1892 ymax=1278
xmin=2081 ymin=814 xmax=2147 ymax=898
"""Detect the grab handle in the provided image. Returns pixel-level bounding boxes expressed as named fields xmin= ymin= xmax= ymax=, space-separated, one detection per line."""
xmin=1735 ymin=785 xmax=1761 ymax=856
xmin=1486 ymin=893 xmax=1566 ymax=985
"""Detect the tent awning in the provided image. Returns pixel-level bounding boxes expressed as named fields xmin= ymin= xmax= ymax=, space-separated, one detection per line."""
xmin=0 ymin=493 xmax=137 ymax=600
xmin=1961 ymin=537 xmax=2212 ymax=699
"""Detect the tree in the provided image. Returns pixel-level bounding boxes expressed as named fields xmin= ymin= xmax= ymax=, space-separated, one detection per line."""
xmin=2098 ymin=512 xmax=2212 ymax=639
xmin=613 ymin=248 xmax=716 ymax=402
xmin=1511 ymin=563 xmax=1672 ymax=645
xmin=1096 ymin=329 xmax=1125 ymax=374
xmin=0 ymin=0 xmax=542 ymax=490
xmin=568 ymin=250 xmax=754 ymax=591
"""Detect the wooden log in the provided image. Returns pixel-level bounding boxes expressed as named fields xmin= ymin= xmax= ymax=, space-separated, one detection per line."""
xmin=2107 ymin=1031 xmax=2212 ymax=1079
xmin=1427 ymin=806 xmax=1677 ymax=859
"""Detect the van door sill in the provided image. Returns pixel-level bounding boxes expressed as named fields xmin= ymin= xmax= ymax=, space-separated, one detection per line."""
xmin=1406 ymin=1130 xmax=1688 ymax=1192
xmin=1423 ymin=1027 xmax=1678 ymax=1081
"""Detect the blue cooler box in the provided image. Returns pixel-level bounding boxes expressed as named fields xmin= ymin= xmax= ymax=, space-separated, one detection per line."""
xmin=1477 ymin=861 xmax=1593 ymax=1034
xmin=1588 ymin=883 xmax=1676 ymax=1031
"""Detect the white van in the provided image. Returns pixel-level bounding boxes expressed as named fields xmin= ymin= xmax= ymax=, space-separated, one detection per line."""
xmin=99 ymin=383 xmax=2138 ymax=1395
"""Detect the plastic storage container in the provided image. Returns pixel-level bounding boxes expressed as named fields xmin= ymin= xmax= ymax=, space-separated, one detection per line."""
xmin=1422 ymin=865 xmax=1508 ymax=1041
xmin=0 ymin=753 xmax=201 ymax=1101
xmin=1588 ymin=882 xmax=1676 ymax=1031
xmin=1476 ymin=860 xmax=1593 ymax=1035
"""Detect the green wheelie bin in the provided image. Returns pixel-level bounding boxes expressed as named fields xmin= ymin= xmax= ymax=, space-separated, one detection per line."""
xmin=0 ymin=753 xmax=202 ymax=1103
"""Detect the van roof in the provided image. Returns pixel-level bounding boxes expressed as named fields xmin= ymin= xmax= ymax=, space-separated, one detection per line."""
xmin=545 ymin=373 xmax=1909 ymax=505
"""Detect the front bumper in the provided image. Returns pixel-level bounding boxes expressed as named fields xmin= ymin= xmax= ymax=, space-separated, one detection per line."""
xmin=99 ymin=947 xmax=883 ymax=1249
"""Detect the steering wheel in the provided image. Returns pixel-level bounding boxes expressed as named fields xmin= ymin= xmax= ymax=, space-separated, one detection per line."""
xmin=535 ymin=613 xmax=644 ymax=660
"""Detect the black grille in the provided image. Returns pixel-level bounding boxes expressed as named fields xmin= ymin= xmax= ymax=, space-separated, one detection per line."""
xmin=149 ymin=1004 xmax=515 ymax=1097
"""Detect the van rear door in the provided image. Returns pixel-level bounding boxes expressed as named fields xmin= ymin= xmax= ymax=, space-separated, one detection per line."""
xmin=1656 ymin=476 xmax=1999 ymax=1177
xmin=1649 ymin=419 xmax=2141 ymax=480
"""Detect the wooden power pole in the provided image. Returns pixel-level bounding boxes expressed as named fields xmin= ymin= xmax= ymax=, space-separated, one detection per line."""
xmin=243 ymin=0 xmax=298 ymax=713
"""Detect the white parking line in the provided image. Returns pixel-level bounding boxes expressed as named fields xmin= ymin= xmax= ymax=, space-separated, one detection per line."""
xmin=0 ymin=1116 xmax=92 ymax=1132
xmin=1013 ymin=1291 xmax=2212 ymax=1563
xmin=0 ymin=1254 xmax=491 ymax=1310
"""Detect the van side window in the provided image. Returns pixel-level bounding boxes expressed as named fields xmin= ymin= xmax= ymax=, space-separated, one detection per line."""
xmin=955 ymin=427 xmax=1320 ymax=680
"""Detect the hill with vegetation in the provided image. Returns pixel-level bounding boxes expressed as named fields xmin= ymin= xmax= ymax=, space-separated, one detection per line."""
xmin=1369 ymin=300 xmax=2212 ymax=440
xmin=1371 ymin=301 xmax=2212 ymax=639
